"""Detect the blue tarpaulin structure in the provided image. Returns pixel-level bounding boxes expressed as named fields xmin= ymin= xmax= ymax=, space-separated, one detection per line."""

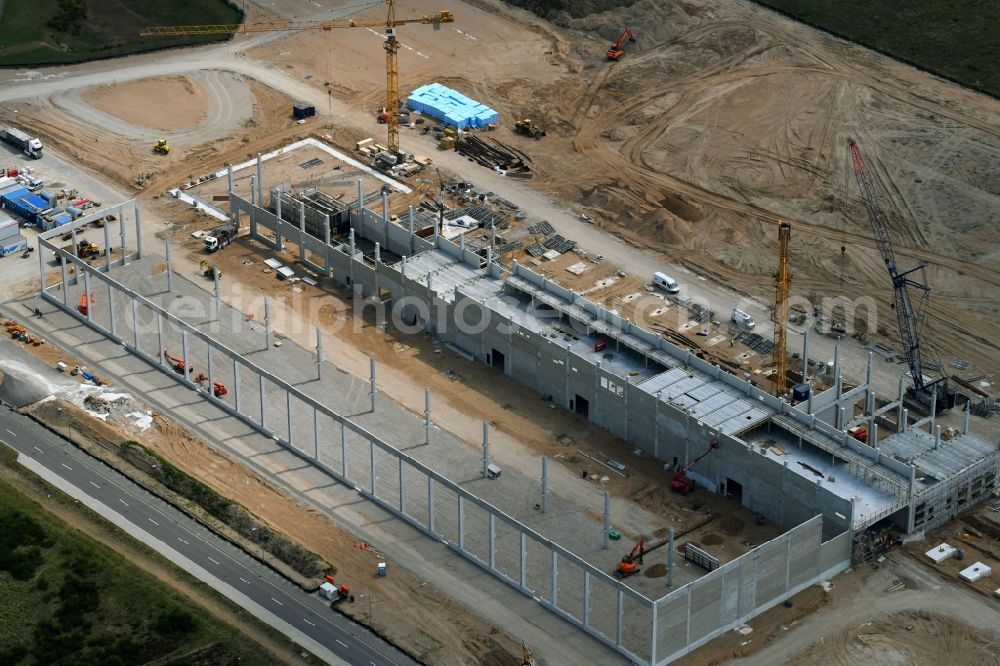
xmin=407 ymin=83 xmax=498 ymax=129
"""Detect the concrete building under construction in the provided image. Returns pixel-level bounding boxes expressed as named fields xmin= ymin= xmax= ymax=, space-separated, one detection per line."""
xmin=221 ymin=168 xmax=999 ymax=662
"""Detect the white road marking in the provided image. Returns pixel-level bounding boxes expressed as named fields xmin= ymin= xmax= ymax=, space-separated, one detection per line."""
xmin=208 ymin=556 xmax=220 ymax=565
xmin=303 ymin=618 xmax=315 ymax=627
xmin=240 ymin=577 xmax=250 ymax=584
xmin=6 ymin=429 xmax=16 ymax=436
xmin=89 ymin=481 xmax=100 ymax=489
xmin=33 ymin=446 xmax=43 ymax=453
xmin=61 ymin=462 xmax=72 ymax=470
xmin=271 ymin=597 xmax=283 ymax=606
xmin=335 ymin=639 xmax=348 ymax=648
xmin=147 ymin=518 xmax=159 ymax=526
xmin=118 ymin=498 xmax=129 ymax=506
xmin=177 ymin=537 xmax=189 ymax=545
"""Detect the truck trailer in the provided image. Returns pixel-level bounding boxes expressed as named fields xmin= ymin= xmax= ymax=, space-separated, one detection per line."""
xmin=2 ymin=128 xmax=43 ymax=159
xmin=204 ymin=219 xmax=239 ymax=252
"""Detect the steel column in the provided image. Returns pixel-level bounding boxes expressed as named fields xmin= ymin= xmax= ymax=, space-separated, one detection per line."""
xmin=603 ymin=491 xmax=611 ymax=549
xmin=427 ymin=476 xmax=435 ymax=532
xmin=313 ymin=408 xmax=320 ymax=460
xmin=519 ymin=530 xmax=526 ymax=589
xmin=108 ymin=282 xmax=116 ymax=336
xmin=82 ymin=270 xmax=92 ymax=323
xmin=541 ymin=456 xmax=549 ymax=513
xmin=369 ymin=438 xmax=376 ymax=493
xmin=488 ymin=514 xmax=496 ymax=568
xmin=165 ymin=240 xmax=173 ymax=292
xmin=398 ymin=458 xmax=405 ymax=512
xmin=299 ymin=201 xmax=306 ymax=263
xmin=458 ymin=496 xmax=465 ymax=550
xmin=550 ymin=548 xmax=558 ymax=606
xmin=59 ymin=256 xmax=68 ymax=302
xmin=424 ymin=387 xmax=431 ymax=444
xmin=213 ymin=269 xmax=221 ymax=321
xmin=181 ymin=330 xmax=189 ymax=383
xmin=481 ymin=421 xmax=490 ymax=478
xmin=234 ymin=361 xmax=241 ymax=413
xmin=259 ymin=374 xmax=266 ymax=429
xmin=340 ymin=421 xmax=347 ymax=477
xmin=156 ymin=314 xmax=164 ymax=366
xmin=103 ymin=218 xmax=111 ymax=271
xmin=667 ymin=527 xmax=675 ymax=587
xmin=315 ymin=326 xmax=323 ymax=380
xmin=263 ymin=296 xmax=271 ymax=350
xmin=132 ymin=296 xmax=139 ymax=350
xmin=286 ymin=390 xmax=293 ymax=446
xmin=133 ymin=204 xmax=143 ymax=258
xmin=369 ymin=355 xmax=376 ymax=412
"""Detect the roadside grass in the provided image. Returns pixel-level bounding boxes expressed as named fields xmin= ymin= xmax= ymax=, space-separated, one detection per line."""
xmin=0 ymin=0 xmax=243 ymax=67
xmin=0 ymin=476 xmax=274 ymax=665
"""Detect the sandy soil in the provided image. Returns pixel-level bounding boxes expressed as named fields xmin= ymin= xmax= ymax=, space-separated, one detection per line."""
xmin=786 ymin=610 xmax=1000 ymax=665
xmin=82 ymin=76 xmax=209 ymax=132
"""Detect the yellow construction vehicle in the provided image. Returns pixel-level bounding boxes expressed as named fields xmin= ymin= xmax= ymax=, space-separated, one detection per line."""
xmin=77 ymin=239 xmax=101 ymax=259
xmin=153 ymin=138 xmax=171 ymax=155
xmin=199 ymin=260 xmax=222 ymax=280
xmin=515 ymin=118 xmax=546 ymax=139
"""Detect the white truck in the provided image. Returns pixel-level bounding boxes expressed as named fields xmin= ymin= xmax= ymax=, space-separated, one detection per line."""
xmin=2 ymin=127 xmax=43 ymax=159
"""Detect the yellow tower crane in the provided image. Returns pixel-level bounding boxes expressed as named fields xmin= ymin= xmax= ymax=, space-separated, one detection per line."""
xmin=773 ymin=221 xmax=791 ymax=396
xmin=140 ymin=1 xmax=454 ymax=157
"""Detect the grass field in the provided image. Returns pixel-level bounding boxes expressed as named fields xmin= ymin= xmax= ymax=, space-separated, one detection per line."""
xmin=0 ymin=474 xmax=274 ymax=665
xmin=752 ymin=0 xmax=1000 ymax=97
xmin=0 ymin=0 xmax=243 ymax=67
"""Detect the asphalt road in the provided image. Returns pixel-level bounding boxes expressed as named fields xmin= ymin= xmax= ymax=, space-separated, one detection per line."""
xmin=0 ymin=405 xmax=417 ymax=666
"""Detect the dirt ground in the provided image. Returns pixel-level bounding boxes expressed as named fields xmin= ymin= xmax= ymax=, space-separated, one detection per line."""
xmin=785 ymin=610 xmax=1000 ymax=666
xmin=82 ymin=76 xmax=209 ymax=132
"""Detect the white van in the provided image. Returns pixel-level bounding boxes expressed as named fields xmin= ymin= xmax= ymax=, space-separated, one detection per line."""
xmin=652 ymin=272 xmax=680 ymax=294
xmin=731 ymin=308 xmax=755 ymax=329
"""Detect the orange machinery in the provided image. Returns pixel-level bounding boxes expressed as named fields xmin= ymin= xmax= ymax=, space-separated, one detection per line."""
xmin=607 ymin=27 xmax=635 ymax=60
xmin=614 ymin=535 xmax=669 ymax=578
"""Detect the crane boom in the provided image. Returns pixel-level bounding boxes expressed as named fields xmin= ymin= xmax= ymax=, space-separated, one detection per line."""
xmin=141 ymin=3 xmax=454 ymax=156
xmin=848 ymin=138 xmax=929 ymax=390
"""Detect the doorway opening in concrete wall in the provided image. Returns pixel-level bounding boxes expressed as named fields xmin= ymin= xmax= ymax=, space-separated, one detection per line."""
xmin=573 ymin=394 xmax=589 ymax=418
xmin=726 ymin=477 xmax=744 ymax=503
xmin=489 ymin=348 xmax=505 ymax=370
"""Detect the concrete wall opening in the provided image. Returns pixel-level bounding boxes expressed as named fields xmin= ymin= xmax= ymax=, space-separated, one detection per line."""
xmin=726 ymin=477 xmax=744 ymax=503
xmin=489 ymin=348 xmax=505 ymax=370
xmin=573 ymin=394 xmax=589 ymax=418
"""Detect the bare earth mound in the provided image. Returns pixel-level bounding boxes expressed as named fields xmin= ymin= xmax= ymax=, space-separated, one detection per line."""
xmin=788 ymin=610 xmax=1000 ymax=665
xmin=82 ymin=76 xmax=209 ymax=132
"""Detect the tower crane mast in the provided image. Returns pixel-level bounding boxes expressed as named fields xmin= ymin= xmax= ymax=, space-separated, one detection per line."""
xmin=773 ymin=221 xmax=791 ymax=396
xmin=142 ymin=1 xmax=454 ymax=157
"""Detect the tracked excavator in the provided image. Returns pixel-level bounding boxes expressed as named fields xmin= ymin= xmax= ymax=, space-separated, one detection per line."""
xmin=614 ymin=535 xmax=670 ymax=578
xmin=607 ymin=27 xmax=635 ymax=60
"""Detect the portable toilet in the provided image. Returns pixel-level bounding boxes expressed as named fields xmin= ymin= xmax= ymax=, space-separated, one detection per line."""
xmin=377 ymin=562 xmax=387 ymax=577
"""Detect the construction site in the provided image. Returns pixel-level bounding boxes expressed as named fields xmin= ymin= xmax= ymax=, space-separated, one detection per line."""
xmin=1 ymin=0 xmax=999 ymax=665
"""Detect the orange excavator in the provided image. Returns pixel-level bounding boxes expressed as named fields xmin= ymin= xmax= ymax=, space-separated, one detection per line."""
xmin=163 ymin=349 xmax=193 ymax=375
xmin=614 ymin=535 xmax=670 ymax=578
xmin=194 ymin=372 xmax=228 ymax=397
xmin=607 ymin=27 xmax=635 ymax=60
xmin=671 ymin=439 xmax=719 ymax=495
